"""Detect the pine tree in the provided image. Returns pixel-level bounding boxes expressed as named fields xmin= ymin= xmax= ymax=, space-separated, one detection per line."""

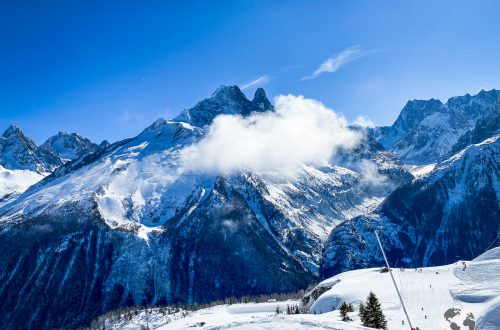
xmin=359 ymin=302 xmax=367 ymax=324
xmin=339 ymin=302 xmax=352 ymax=322
xmin=361 ymin=291 xmax=387 ymax=329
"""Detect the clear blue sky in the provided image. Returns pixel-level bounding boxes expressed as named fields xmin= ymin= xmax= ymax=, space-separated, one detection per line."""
xmin=2 ymin=0 xmax=500 ymax=144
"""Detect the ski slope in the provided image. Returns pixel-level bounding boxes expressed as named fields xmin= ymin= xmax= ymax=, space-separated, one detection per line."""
xmin=309 ymin=247 xmax=500 ymax=329
xmin=147 ymin=302 xmax=366 ymax=330
xmin=102 ymin=247 xmax=499 ymax=329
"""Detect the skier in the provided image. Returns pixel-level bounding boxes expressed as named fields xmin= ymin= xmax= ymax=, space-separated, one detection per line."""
xmin=429 ymin=284 xmax=431 ymax=288
xmin=425 ymin=315 xmax=427 ymax=319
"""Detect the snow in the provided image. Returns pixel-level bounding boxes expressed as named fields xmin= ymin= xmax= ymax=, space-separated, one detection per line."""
xmin=310 ymin=247 xmax=500 ymax=329
xmin=0 ymin=165 xmax=45 ymax=204
xmin=406 ymin=163 xmax=436 ymax=178
xmin=101 ymin=248 xmax=499 ymax=329
xmin=118 ymin=302 xmax=366 ymax=330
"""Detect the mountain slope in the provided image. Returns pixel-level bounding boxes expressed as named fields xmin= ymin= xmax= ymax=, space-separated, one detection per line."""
xmin=310 ymin=247 xmax=500 ymax=330
xmin=0 ymin=86 xmax=410 ymax=329
xmin=373 ymin=89 xmax=500 ymax=164
xmin=41 ymin=131 xmax=99 ymax=162
xmin=449 ymin=96 xmax=500 ymax=155
xmin=321 ymin=134 xmax=500 ymax=277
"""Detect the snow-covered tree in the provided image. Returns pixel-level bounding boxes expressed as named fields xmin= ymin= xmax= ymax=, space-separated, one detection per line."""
xmin=339 ymin=302 xmax=352 ymax=322
xmin=361 ymin=291 xmax=387 ymax=329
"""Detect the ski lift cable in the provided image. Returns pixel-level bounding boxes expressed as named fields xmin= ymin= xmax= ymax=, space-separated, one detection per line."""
xmin=474 ymin=232 xmax=499 ymax=259
xmin=374 ymin=230 xmax=414 ymax=329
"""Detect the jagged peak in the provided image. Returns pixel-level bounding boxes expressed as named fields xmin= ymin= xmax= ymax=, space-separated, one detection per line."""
xmin=403 ymin=98 xmax=443 ymax=108
xmin=2 ymin=124 xmax=26 ymax=139
xmin=174 ymin=85 xmax=274 ymax=126
xmin=252 ymin=87 xmax=273 ymax=111
xmin=147 ymin=117 xmax=168 ymax=130
xmin=211 ymin=85 xmax=246 ymax=99
xmin=99 ymin=140 xmax=110 ymax=148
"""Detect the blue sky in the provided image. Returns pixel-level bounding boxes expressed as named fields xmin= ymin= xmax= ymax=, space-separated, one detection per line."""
xmin=2 ymin=0 xmax=500 ymax=144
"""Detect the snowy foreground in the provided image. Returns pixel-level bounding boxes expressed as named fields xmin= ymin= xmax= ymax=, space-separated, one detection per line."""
xmin=103 ymin=247 xmax=499 ymax=329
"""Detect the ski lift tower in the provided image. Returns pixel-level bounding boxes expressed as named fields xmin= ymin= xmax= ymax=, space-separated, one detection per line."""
xmin=374 ymin=230 xmax=414 ymax=329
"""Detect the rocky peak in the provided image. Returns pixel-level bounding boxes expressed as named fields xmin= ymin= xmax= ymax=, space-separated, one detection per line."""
xmin=41 ymin=131 xmax=99 ymax=162
xmin=394 ymin=98 xmax=444 ymax=132
xmin=211 ymin=85 xmax=247 ymax=100
xmin=174 ymin=85 xmax=274 ymax=127
xmin=0 ymin=125 xmax=62 ymax=172
xmin=99 ymin=140 xmax=110 ymax=149
xmin=449 ymin=95 xmax=500 ymax=155
xmin=374 ymin=89 xmax=500 ymax=164
xmin=251 ymin=87 xmax=273 ymax=112
xmin=2 ymin=124 xmax=27 ymax=139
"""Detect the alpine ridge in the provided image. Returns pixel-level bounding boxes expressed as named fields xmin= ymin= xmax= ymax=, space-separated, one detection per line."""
xmin=0 ymin=86 xmax=498 ymax=329
xmin=321 ymin=134 xmax=500 ymax=277
xmin=0 ymin=86 xmax=411 ymax=329
xmin=372 ymin=89 xmax=500 ymax=164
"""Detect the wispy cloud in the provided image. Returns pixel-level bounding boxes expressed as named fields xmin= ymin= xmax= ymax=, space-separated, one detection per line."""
xmin=301 ymin=46 xmax=363 ymax=81
xmin=241 ymin=75 xmax=271 ymax=90
xmin=352 ymin=116 xmax=375 ymax=128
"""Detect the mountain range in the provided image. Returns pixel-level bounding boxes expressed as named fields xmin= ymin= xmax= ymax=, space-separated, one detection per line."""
xmin=0 ymin=86 xmax=498 ymax=329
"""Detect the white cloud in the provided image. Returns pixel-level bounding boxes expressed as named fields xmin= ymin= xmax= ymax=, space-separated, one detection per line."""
xmin=301 ymin=46 xmax=363 ymax=80
xmin=180 ymin=94 xmax=362 ymax=174
xmin=352 ymin=116 xmax=375 ymax=128
xmin=241 ymin=75 xmax=271 ymax=90
xmin=358 ymin=159 xmax=387 ymax=186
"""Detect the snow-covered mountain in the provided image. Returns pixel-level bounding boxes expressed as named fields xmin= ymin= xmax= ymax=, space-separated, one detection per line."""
xmin=41 ymin=131 xmax=99 ymax=162
xmin=0 ymin=125 xmax=61 ymax=206
xmin=321 ymin=134 xmax=500 ymax=277
xmin=449 ymin=95 xmax=500 ymax=155
xmin=372 ymin=89 xmax=500 ymax=164
xmin=0 ymin=86 xmax=410 ymax=329
xmin=174 ymin=86 xmax=273 ymax=126
xmin=0 ymin=125 xmax=62 ymax=172
xmin=0 ymin=126 xmax=100 ymax=207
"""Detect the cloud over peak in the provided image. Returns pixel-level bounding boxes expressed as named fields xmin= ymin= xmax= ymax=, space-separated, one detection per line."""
xmin=180 ymin=94 xmax=362 ymax=174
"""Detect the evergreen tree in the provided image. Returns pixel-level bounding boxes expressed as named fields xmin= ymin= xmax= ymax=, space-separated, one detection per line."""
xmin=339 ymin=302 xmax=352 ymax=322
xmin=359 ymin=302 xmax=367 ymax=325
xmin=361 ymin=291 xmax=387 ymax=329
